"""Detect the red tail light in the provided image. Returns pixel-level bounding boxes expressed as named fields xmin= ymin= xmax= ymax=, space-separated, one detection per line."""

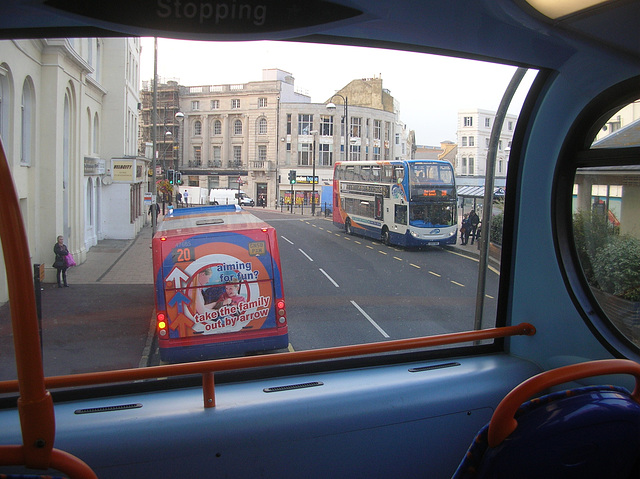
xmin=276 ymin=299 xmax=286 ymax=325
xmin=157 ymin=312 xmax=168 ymax=337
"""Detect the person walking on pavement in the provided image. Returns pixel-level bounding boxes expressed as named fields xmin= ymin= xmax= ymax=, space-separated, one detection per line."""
xmin=53 ymin=235 xmax=70 ymax=287
xmin=176 ymin=191 xmax=182 ymax=207
xmin=460 ymin=214 xmax=469 ymax=245
xmin=148 ymin=202 xmax=159 ymax=223
xmin=183 ymin=190 xmax=189 ymax=207
xmin=468 ymin=210 xmax=480 ymax=245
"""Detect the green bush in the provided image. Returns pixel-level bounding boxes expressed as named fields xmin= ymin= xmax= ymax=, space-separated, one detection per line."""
xmin=592 ymin=235 xmax=640 ymax=302
xmin=573 ymin=210 xmax=618 ymax=284
xmin=490 ymin=213 xmax=503 ymax=246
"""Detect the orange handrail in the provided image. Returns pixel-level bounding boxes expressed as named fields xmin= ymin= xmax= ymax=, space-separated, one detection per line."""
xmin=0 ymin=322 xmax=536 ymax=397
xmin=0 ymin=132 xmax=535 ymax=477
xmin=487 ymin=358 xmax=640 ymax=448
xmin=0 ymin=140 xmax=98 ymax=477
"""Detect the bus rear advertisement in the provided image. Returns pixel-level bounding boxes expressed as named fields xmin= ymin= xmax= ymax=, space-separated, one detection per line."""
xmin=152 ymin=205 xmax=288 ymax=363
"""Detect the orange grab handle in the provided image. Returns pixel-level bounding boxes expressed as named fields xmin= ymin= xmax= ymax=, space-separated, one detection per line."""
xmin=0 ymin=446 xmax=97 ymax=479
xmin=0 ymin=135 xmax=97 ymax=477
xmin=487 ymin=359 xmax=640 ymax=448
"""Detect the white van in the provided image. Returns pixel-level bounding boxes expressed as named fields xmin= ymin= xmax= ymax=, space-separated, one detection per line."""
xmin=209 ymin=189 xmax=255 ymax=207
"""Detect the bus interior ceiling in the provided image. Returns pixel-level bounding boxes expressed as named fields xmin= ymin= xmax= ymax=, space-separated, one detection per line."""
xmin=0 ymin=0 xmax=639 ymax=478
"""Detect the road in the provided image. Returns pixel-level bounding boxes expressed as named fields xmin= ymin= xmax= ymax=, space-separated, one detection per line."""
xmin=0 ymin=209 xmax=499 ymax=380
xmin=257 ymin=211 xmax=498 ymax=351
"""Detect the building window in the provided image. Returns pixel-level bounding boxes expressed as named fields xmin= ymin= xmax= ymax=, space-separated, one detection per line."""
xmin=461 ymin=136 xmax=467 ymax=147
xmin=485 ymin=117 xmax=490 ymax=128
xmin=462 ymin=157 xmax=467 ymax=175
xmin=286 ymin=114 xmax=291 ymax=135
xmin=194 ymin=120 xmax=202 ymax=136
xmin=193 ymin=146 xmax=202 ymax=166
xmin=319 ymin=143 xmax=333 ymax=166
xmin=320 ymin=115 xmax=333 ymax=136
xmin=211 ymin=100 xmax=219 ymax=109
xmin=374 ymin=120 xmax=381 ymax=140
xmin=258 ymin=97 xmax=267 ymax=108
xmin=234 ymin=119 xmax=243 ymax=135
xmin=464 ymin=116 xmax=473 ymax=127
xmin=485 ymin=137 xmax=490 ymax=147
xmin=395 ymin=133 xmax=400 ymax=145
xmin=508 ymin=121 xmax=513 ymax=131
xmin=498 ymin=140 xmax=503 ymax=150
xmin=191 ymin=100 xmax=200 ymax=110
xmin=350 ymin=145 xmax=361 ymax=161
xmin=231 ymin=99 xmax=240 ymax=109
xmin=469 ymin=136 xmax=474 ymax=146
xmin=213 ymin=120 xmax=222 ymax=135
xmin=469 ymin=157 xmax=475 ymax=175
xmin=351 ymin=117 xmax=362 ymax=138
xmin=258 ymin=117 xmax=267 ymax=135
xmin=232 ymin=145 xmax=242 ymax=167
xmin=212 ymin=146 xmax=221 ymax=167
xmin=298 ymin=114 xmax=313 ymax=136
xmin=298 ymin=143 xmax=312 ymax=166
xmin=258 ymin=145 xmax=267 ymax=163
xmin=20 ymin=78 xmax=34 ymax=167
xmin=373 ymin=146 xmax=381 ymax=161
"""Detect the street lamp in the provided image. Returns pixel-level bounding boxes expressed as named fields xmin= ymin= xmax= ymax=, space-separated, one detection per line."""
xmin=175 ymin=111 xmax=184 ymax=171
xmin=310 ymin=130 xmax=318 ymax=216
xmin=326 ymin=94 xmax=349 ymax=161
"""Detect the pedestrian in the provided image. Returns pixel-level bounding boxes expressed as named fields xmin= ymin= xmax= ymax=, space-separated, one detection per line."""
xmin=460 ymin=214 xmax=469 ymax=245
xmin=183 ymin=190 xmax=189 ymax=207
xmin=468 ymin=210 xmax=480 ymax=245
xmin=176 ymin=191 xmax=182 ymax=207
xmin=148 ymin=202 xmax=159 ymax=222
xmin=53 ymin=235 xmax=70 ymax=288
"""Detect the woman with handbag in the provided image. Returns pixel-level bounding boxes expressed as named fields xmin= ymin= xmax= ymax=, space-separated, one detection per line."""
xmin=53 ymin=235 xmax=70 ymax=287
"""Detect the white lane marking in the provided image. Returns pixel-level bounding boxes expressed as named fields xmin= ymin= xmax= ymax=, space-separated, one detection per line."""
xmin=319 ymin=268 xmax=339 ymax=287
xmin=351 ymin=300 xmax=390 ymax=338
xmin=281 ymin=236 xmax=294 ymax=245
xmin=298 ymin=249 xmax=314 ymax=262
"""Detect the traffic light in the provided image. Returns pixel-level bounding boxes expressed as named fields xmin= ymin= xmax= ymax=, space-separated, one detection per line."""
xmin=175 ymin=172 xmax=182 ymax=185
xmin=288 ymin=170 xmax=297 ymax=184
xmin=167 ymin=169 xmax=175 ymax=184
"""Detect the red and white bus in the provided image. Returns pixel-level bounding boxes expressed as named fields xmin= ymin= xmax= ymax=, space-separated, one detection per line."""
xmin=152 ymin=205 xmax=288 ymax=362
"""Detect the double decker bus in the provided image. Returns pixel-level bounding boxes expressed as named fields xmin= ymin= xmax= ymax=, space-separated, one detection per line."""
xmin=152 ymin=205 xmax=288 ymax=362
xmin=333 ymin=160 xmax=458 ymax=246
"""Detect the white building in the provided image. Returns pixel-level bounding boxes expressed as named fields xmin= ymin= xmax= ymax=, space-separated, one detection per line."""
xmin=456 ymin=108 xmax=517 ymax=187
xmin=171 ymin=71 xmax=409 ymax=208
xmin=0 ymin=37 xmax=144 ymax=299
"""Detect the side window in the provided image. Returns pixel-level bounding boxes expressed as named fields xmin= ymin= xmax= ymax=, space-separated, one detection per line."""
xmin=570 ymin=97 xmax=640 ymax=350
xmin=394 ymin=204 xmax=407 ymax=225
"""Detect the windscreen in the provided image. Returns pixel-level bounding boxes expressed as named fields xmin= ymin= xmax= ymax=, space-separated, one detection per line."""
xmin=0 ymin=37 xmax=538 ymax=382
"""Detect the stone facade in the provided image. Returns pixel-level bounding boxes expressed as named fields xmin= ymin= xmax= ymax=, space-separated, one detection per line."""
xmin=153 ymin=70 xmax=411 ymax=208
xmin=0 ymin=38 xmax=143 ymax=298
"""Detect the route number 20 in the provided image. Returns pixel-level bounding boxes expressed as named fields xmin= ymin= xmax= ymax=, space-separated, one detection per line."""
xmin=172 ymin=246 xmax=195 ymax=263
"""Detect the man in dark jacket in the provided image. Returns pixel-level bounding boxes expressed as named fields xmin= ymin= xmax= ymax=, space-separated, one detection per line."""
xmin=468 ymin=210 xmax=480 ymax=245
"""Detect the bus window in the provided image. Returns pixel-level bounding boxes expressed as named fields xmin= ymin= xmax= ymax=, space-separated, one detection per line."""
xmin=570 ymin=98 xmax=640 ymax=351
xmin=395 ymin=204 xmax=407 ymax=225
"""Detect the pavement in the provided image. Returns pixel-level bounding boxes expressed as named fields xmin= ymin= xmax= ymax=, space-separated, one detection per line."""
xmin=0 ymin=206 xmax=498 ymax=381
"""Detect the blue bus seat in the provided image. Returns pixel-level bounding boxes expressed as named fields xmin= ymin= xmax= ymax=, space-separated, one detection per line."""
xmin=452 ymin=360 xmax=640 ymax=479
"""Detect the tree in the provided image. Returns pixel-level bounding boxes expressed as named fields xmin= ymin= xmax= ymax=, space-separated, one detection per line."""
xmin=156 ymin=179 xmax=174 ymax=199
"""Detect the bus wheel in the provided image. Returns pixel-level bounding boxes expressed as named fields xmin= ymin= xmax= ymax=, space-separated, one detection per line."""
xmin=345 ymin=218 xmax=353 ymax=235
xmin=381 ymin=227 xmax=390 ymax=245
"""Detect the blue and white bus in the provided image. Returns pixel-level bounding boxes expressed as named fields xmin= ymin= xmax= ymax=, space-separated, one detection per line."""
xmin=333 ymin=160 xmax=458 ymax=246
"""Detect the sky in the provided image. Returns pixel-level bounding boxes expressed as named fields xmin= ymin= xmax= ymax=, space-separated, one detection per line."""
xmin=140 ymin=37 xmax=536 ymax=146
